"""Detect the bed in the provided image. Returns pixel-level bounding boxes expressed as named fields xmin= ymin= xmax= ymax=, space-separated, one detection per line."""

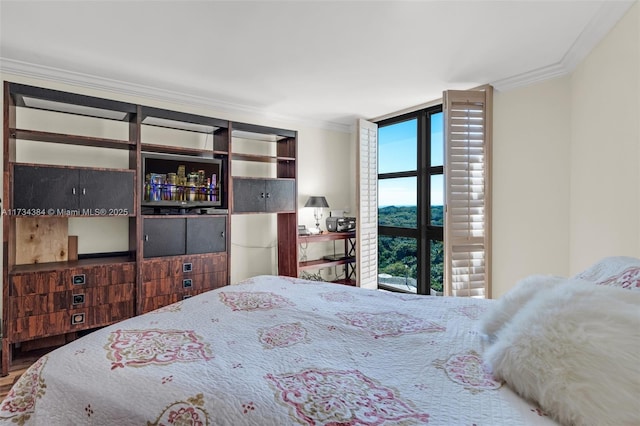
xmin=1 ymin=257 xmax=638 ymax=426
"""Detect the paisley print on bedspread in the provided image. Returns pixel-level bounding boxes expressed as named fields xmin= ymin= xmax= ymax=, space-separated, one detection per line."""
xmin=0 ymin=356 xmax=48 ymax=423
xmin=219 ymin=291 xmax=294 ymax=311
xmin=266 ymin=368 xmax=430 ymax=425
xmin=337 ymin=311 xmax=445 ymax=338
xmin=105 ymin=329 xmax=213 ymax=369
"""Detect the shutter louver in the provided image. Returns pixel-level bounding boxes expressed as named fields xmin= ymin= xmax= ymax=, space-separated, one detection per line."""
xmin=444 ymin=87 xmax=492 ymax=298
xmin=357 ymin=119 xmax=378 ymax=289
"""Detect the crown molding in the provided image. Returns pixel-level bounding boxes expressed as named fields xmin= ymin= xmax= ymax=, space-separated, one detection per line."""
xmin=0 ymin=57 xmax=353 ymax=134
xmin=491 ymin=62 xmax=568 ymax=92
xmin=561 ymin=0 xmax=636 ymax=71
xmin=492 ymin=1 xmax=634 ymax=92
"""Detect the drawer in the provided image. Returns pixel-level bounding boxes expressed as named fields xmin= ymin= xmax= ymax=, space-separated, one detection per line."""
xmin=141 ymin=271 xmax=226 ymax=299
xmin=140 ymin=287 xmax=219 ymax=314
xmin=9 ymin=282 xmax=135 ymax=318
xmin=142 ymin=253 xmax=227 ymax=282
xmin=10 ymin=300 xmax=134 ymax=342
xmin=10 ymin=262 xmax=136 ymax=296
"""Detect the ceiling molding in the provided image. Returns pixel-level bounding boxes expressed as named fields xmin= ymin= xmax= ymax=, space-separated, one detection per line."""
xmin=491 ymin=62 xmax=568 ymax=92
xmin=1 ymin=1 xmax=633 ymax=132
xmin=492 ymin=1 xmax=634 ymax=92
xmin=560 ymin=0 xmax=635 ymax=72
xmin=0 ymin=57 xmax=353 ymax=134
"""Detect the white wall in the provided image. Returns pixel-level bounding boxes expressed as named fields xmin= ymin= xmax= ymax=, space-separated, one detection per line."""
xmin=0 ymin=73 xmax=355 ymax=285
xmin=491 ymin=3 xmax=639 ymax=297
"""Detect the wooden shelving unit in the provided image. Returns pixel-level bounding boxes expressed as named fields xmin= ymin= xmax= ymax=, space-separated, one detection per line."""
xmin=230 ymin=122 xmax=298 ymax=277
xmin=1 ymin=81 xmax=300 ymax=375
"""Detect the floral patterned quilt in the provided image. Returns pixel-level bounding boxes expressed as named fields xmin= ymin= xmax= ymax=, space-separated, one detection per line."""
xmin=0 ymin=275 xmax=559 ymax=425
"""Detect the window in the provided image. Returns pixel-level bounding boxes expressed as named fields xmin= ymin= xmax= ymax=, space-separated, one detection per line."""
xmin=375 ymin=107 xmax=443 ymax=295
xmin=357 ymin=86 xmax=492 ymax=297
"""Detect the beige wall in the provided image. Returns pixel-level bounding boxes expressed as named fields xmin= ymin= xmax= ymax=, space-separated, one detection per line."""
xmin=492 ymin=3 xmax=639 ymax=297
xmin=568 ymin=2 xmax=639 ymax=273
xmin=492 ymin=76 xmax=573 ymax=298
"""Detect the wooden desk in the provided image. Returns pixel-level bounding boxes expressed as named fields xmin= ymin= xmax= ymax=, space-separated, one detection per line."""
xmin=298 ymin=231 xmax=356 ymax=285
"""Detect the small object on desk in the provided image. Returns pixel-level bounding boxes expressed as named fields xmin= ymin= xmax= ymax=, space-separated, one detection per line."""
xmin=298 ymin=225 xmax=311 ymax=236
xmin=308 ymin=227 xmax=321 ymax=235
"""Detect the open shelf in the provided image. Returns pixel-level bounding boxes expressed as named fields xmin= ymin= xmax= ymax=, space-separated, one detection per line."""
xmin=11 ymin=129 xmax=135 ymax=150
xmin=299 ymin=257 xmax=355 ymax=271
xmin=141 ymin=143 xmax=216 ymax=157
xmin=10 ymin=254 xmax=135 ymax=274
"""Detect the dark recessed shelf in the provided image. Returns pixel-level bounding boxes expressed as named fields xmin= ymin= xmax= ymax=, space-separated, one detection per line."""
xmin=10 ymin=255 xmax=135 ymax=274
xmin=11 ymin=129 xmax=135 ymax=150
xmin=141 ymin=143 xmax=220 ymax=156
xmin=10 ymin=82 xmax=137 ymax=121
xmin=231 ymin=153 xmax=295 ymax=163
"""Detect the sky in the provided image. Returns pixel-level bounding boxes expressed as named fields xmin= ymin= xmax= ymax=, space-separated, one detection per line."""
xmin=378 ymin=113 xmax=444 ymax=207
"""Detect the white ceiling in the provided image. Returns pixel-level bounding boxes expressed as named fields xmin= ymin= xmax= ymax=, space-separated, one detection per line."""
xmin=0 ymin=1 xmax=635 ymax=131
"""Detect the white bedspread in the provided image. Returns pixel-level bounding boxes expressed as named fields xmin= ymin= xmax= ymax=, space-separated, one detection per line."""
xmin=0 ymin=275 xmax=559 ymax=425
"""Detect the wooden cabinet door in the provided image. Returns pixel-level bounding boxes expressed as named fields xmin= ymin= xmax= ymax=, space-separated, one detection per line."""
xmin=79 ymin=169 xmax=134 ymax=213
xmin=143 ymin=218 xmax=186 ymax=258
xmin=265 ymin=179 xmax=295 ymax=212
xmin=232 ymin=178 xmax=266 ymax=213
xmin=186 ymin=216 xmax=227 ymax=254
xmin=13 ymin=165 xmax=79 ymax=211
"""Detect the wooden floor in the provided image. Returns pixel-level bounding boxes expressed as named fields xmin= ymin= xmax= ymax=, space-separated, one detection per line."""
xmin=0 ymin=350 xmax=50 ymax=400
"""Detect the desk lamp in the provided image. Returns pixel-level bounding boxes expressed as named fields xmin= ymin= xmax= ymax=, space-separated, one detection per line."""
xmin=304 ymin=196 xmax=329 ymax=234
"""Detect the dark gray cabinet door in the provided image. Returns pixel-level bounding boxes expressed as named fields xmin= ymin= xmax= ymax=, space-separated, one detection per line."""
xmin=233 ymin=178 xmax=295 ymax=213
xmin=233 ymin=178 xmax=266 ymax=213
xmin=13 ymin=165 xmax=134 ymax=214
xmin=265 ymin=179 xmax=295 ymax=212
xmin=13 ymin=165 xmax=79 ymax=211
xmin=186 ymin=216 xmax=226 ymax=254
xmin=79 ymin=170 xmax=134 ymax=212
xmin=143 ymin=218 xmax=186 ymax=258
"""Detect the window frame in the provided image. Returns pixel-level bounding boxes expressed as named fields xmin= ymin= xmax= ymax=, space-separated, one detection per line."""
xmin=376 ymin=105 xmax=443 ymax=295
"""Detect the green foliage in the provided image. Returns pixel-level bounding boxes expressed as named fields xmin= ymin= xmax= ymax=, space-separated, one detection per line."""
xmin=378 ymin=205 xmax=444 ymax=291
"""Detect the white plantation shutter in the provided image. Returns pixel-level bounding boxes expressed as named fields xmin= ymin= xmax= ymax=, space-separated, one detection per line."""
xmin=357 ymin=119 xmax=378 ymax=289
xmin=444 ymin=87 xmax=493 ymax=298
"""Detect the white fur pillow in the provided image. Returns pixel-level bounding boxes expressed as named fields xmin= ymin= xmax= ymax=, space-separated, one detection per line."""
xmin=478 ymin=274 xmax=567 ymax=340
xmin=484 ymin=280 xmax=640 ymax=426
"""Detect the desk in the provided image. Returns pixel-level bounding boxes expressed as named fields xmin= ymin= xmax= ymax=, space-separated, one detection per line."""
xmin=298 ymin=231 xmax=356 ymax=285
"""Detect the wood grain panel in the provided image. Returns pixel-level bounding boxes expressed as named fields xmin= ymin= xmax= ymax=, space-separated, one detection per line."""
xmin=15 ymin=217 xmax=68 ymax=265
xmin=139 ymin=284 xmax=225 ymax=314
xmin=11 ymin=301 xmax=134 ymax=341
xmin=10 ymin=262 xmax=135 ymax=296
xmin=141 ymin=253 xmax=226 ymax=282
xmin=10 ymin=282 xmax=134 ymax=318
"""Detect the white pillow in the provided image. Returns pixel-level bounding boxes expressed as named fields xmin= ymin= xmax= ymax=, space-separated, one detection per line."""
xmin=483 ymin=280 xmax=640 ymax=426
xmin=478 ymin=274 xmax=567 ymax=340
xmin=573 ymin=256 xmax=640 ymax=290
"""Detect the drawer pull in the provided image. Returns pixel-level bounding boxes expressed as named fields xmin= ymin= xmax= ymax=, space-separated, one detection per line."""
xmin=183 ymin=279 xmax=193 ymax=289
xmin=72 ymin=294 xmax=85 ymax=305
xmin=71 ymin=313 xmax=85 ymax=325
xmin=183 ymin=263 xmax=193 ymax=273
xmin=73 ymin=274 xmax=86 ymax=285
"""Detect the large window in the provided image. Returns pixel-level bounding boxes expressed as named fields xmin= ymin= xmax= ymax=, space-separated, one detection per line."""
xmin=357 ymin=86 xmax=492 ymax=297
xmin=376 ymin=106 xmax=443 ymax=295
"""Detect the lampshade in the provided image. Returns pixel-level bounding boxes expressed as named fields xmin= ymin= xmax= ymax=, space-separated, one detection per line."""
xmin=304 ymin=196 xmax=329 ymax=208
